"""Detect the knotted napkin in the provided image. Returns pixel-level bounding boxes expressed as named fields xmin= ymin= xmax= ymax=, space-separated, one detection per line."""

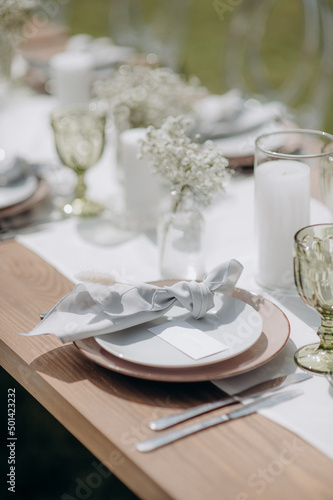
xmin=22 ymin=259 xmax=243 ymax=343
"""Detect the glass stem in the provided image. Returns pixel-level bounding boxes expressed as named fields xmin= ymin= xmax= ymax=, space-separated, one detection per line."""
xmin=75 ymin=169 xmax=87 ymax=199
xmin=318 ymin=316 xmax=333 ymax=349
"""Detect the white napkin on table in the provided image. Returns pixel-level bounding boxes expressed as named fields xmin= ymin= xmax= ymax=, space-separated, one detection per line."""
xmin=22 ymin=259 xmax=243 ymax=343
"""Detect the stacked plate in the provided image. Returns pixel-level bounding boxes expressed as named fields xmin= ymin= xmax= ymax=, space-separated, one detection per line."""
xmin=193 ymin=92 xmax=293 ymax=169
xmin=75 ymin=287 xmax=290 ymax=382
xmin=0 ymin=157 xmax=49 ymax=218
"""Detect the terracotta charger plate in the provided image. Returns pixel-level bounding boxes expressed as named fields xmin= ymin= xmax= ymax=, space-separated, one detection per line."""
xmin=74 ymin=287 xmax=290 ymax=382
xmin=0 ymin=178 xmax=49 ymax=218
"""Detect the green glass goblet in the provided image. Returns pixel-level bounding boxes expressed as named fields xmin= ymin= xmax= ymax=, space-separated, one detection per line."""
xmin=51 ymin=103 xmax=106 ymax=217
xmin=294 ymin=223 xmax=333 ymax=374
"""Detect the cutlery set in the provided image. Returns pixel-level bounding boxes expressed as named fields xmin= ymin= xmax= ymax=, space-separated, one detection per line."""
xmin=0 ymin=213 xmax=67 ymax=241
xmin=136 ymin=372 xmax=311 ymax=452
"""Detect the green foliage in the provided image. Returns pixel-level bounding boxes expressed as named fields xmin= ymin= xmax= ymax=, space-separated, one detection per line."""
xmin=66 ymin=0 xmax=333 ymax=131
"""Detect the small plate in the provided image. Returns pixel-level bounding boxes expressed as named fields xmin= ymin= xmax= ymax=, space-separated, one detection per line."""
xmin=95 ymin=294 xmax=263 ymax=368
xmin=0 ymin=175 xmax=38 ymax=209
xmin=75 ymin=288 xmax=290 ymax=382
xmin=0 ymin=178 xmax=49 ymax=218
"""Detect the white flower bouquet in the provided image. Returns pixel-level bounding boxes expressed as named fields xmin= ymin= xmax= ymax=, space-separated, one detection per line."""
xmin=139 ymin=115 xmax=231 ymax=209
xmin=94 ymin=65 xmax=207 ymax=132
xmin=0 ymin=0 xmax=34 ymax=30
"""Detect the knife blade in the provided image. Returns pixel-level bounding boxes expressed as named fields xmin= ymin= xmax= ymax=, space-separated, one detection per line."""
xmin=149 ymin=372 xmax=311 ymax=431
xmin=137 ymin=389 xmax=303 ymax=452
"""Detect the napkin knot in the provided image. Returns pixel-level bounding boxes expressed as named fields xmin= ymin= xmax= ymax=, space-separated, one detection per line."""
xmin=22 ymin=259 xmax=244 ymax=343
xmin=165 ymin=280 xmax=214 ymax=319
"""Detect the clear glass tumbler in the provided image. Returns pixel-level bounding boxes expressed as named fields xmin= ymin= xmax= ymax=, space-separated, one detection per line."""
xmin=254 ymin=129 xmax=333 ymax=291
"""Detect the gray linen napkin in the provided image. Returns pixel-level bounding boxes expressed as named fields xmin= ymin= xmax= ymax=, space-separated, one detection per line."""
xmin=0 ymin=156 xmax=32 ymax=187
xmin=22 ymin=259 xmax=243 ymax=343
xmin=193 ymin=99 xmax=285 ymax=142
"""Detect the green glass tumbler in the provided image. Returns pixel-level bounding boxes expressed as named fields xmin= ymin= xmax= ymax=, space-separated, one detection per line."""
xmin=51 ymin=103 xmax=106 ymax=217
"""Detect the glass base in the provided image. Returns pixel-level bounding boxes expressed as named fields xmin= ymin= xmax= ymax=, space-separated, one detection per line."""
xmin=294 ymin=342 xmax=333 ymax=375
xmin=62 ymin=197 xmax=104 ymax=217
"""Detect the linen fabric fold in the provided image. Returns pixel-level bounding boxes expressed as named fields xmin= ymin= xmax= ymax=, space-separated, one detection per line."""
xmin=22 ymin=259 xmax=243 ymax=343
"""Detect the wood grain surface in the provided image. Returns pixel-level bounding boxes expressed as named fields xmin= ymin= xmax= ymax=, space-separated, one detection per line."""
xmin=0 ymin=241 xmax=332 ymax=500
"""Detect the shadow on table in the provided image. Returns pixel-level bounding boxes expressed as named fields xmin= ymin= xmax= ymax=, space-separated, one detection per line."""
xmin=75 ymin=211 xmax=160 ymax=248
xmin=76 ymin=216 xmax=137 ymax=247
xmin=30 ymin=343 xmax=221 ymax=410
xmin=271 ymin=291 xmax=321 ymax=331
xmin=327 ymin=377 xmax=333 ymax=399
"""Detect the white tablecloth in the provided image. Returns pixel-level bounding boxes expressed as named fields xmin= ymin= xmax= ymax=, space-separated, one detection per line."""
xmin=1 ymin=93 xmax=332 ymax=461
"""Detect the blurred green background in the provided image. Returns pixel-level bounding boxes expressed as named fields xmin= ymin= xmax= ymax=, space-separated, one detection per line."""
xmin=2 ymin=1 xmax=333 ymax=499
xmin=67 ymin=0 xmax=333 ymax=132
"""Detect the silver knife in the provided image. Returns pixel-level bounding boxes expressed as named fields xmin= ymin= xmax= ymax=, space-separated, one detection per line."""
xmin=137 ymin=389 xmax=303 ymax=452
xmin=149 ymin=372 xmax=311 ymax=431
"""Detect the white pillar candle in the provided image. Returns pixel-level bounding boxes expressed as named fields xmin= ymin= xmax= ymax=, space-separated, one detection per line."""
xmin=49 ymin=52 xmax=93 ymax=105
xmin=118 ymin=128 xmax=164 ymax=230
xmin=255 ymin=160 xmax=310 ymax=290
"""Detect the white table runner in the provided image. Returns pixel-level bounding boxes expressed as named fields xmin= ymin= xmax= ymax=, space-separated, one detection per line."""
xmin=1 ymin=93 xmax=332 ymax=461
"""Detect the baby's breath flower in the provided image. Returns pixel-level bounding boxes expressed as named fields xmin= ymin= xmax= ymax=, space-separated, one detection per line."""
xmin=94 ymin=65 xmax=207 ymax=131
xmin=0 ymin=0 xmax=34 ymax=30
xmin=139 ymin=115 xmax=231 ymax=208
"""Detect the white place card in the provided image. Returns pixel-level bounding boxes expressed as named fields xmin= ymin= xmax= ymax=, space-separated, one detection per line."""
xmin=148 ymin=320 xmax=229 ymax=360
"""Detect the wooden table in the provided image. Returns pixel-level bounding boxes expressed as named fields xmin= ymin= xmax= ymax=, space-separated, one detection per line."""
xmin=1 ymin=241 xmax=332 ymax=500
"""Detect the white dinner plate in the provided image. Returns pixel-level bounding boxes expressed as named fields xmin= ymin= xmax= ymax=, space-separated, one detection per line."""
xmin=95 ymin=294 xmax=263 ymax=369
xmin=76 ymin=288 xmax=290 ymax=382
xmin=0 ymin=175 xmax=38 ymax=209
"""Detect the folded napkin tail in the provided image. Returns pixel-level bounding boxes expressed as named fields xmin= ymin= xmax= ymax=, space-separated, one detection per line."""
xmin=207 ymin=259 xmax=244 ymax=292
